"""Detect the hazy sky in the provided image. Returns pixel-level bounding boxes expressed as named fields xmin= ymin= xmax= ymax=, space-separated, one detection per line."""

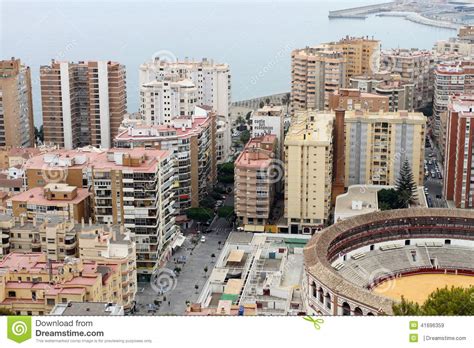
xmin=1 ymin=0 xmax=454 ymax=125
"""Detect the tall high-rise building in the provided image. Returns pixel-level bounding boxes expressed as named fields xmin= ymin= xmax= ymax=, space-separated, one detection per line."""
xmin=381 ymin=49 xmax=433 ymax=110
xmin=433 ymin=62 xmax=474 ymax=148
xmin=291 ymin=37 xmax=380 ymax=112
xmin=343 ymin=110 xmax=426 ymax=187
xmin=40 ymin=60 xmax=127 ymax=149
xmin=327 ymin=36 xmax=381 ymax=85
xmin=139 ymin=57 xmax=231 ymax=162
xmin=140 ymin=78 xmax=197 ymax=125
xmin=284 ymin=111 xmax=334 ymax=234
xmin=291 ymin=46 xmax=347 ymax=111
xmin=443 ymin=94 xmax=474 ymax=208
xmin=114 ymin=106 xmax=217 ymax=214
xmin=234 ymin=135 xmax=278 ymax=228
xmin=0 ymin=58 xmax=35 ymax=147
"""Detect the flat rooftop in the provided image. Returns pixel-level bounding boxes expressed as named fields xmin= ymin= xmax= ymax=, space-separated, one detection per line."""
xmin=25 ymin=147 xmax=171 ymax=173
xmin=285 ymin=111 xmax=334 ymax=144
xmin=10 ymin=186 xmax=90 ymax=206
xmin=335 ymin=185 xmax=379 ymax=221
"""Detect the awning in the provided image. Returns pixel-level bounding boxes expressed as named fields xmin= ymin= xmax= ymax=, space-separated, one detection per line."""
xmin=227 ymin=250 xmax=244 ymax=263
xmin=224 ymin=279 xmax=244 ymax=295
xmin=244 ymin=224 xmax=265 ymax=232
xmin=171 ymin=235 xmax=186 ymax=249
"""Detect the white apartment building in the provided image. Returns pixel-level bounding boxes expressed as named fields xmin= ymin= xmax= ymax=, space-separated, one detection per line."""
xmin=251 ymin=105 xmax=285 ymax=159
xmin=139 ymin=57 xmax=231 ymax=163
xmin=140 ymin=79 xmax=197 ymax=125
xmin=139 ymin=57 xmax=231 ymax=118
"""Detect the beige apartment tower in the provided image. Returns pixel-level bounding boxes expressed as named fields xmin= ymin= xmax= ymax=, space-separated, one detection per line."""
xmin=284 ymin=111 xmax=334 ymax=234
xmin=0 ymin=58 xmax=35 ymax=147
xmin=328 ymin=36 xmax=381 ymax=85
xmin=291 ymin=37 xmax=380 ymax=112
xmin=41 ymin=60 xmax=127 ymax=149
xmin=344 ymin=110 xmax=426 ymax=187
xmin=291 ymin=47 xmax=347 ymax=111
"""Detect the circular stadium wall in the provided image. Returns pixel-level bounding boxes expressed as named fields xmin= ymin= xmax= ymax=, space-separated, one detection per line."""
xmin=303 ymin=208 xmax=474 ymax=315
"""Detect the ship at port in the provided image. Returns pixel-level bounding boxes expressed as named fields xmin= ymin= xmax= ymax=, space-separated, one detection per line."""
xmin=329 ymin=0 xmax=474 ymax=30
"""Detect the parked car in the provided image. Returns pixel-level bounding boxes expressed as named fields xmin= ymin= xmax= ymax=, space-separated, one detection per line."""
xmin=200 ymin=236 xmax=206 ymax=243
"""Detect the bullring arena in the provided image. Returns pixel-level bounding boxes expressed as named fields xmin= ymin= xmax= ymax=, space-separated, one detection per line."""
xmin=303 ymin=208 xmax=474 ymax=315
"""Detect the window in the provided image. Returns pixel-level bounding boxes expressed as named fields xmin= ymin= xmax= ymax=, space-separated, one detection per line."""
xmin=342 ymin=302 xmax=351 ymax=316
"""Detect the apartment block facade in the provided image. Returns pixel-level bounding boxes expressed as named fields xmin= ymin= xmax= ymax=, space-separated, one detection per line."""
xmin=140 ymin=78 xmax=197 ymax=125
xmin=0 ymin=253 xmax=121 ymax=316
xmin=0 ymin=215 xmax=137 ymax=310
xmin=139 ymin=58 xmax=231 ymax=162
xmin=115 ymin=106 xmax=217 ymax=214
xmin=381 ymin=49 xmax=433 ymax=110
xmin=433 ymin=62 xmax=474 ymax=147
xmin=139 ymin=57 xmax=230 ymax=118
xmin=23 ymin=148 xmax=178 ymax=279
xmin=350 ymin=71 xmax=415 ymax=112
xmin=0 ymin=58 xmax=35 ymax=147
xmin=234 ymin=135 xmax=278 ymax=228
xmin=291 ymin=37 xmax=380 ymax=112
xmin=77 ymin=224 xmax=137 ymax=310
xmin=291 ymin=46 xmax=347 ymax=111
xmin=343 ymin=110 xmax=426 ymax=187
xmin=328 ymin=88 xmax=389 ymax=112
xmin=326 ymin=36 xmax=381 ymax=85
xmin=7 ymin=183 xmax=91 ymax=223
xmin=443 ymin=94 xmax=474 ymax=208
xmin=251 ymin=105 xmax=285 ymax=159
xmin=284 ymin=111 xmax=334 ymax=234
xmin=40 ymin=60 xmax=127 ymax=149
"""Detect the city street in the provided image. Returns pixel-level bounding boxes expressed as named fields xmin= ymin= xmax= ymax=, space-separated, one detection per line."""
xmin=424 ymin=137 xmax=446 ymax=208
xmin=134 ymin=215 xmax=233 ymax=315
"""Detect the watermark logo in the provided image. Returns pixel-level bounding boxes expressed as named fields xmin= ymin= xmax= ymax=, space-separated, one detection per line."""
xmin=303 ymin=316 xmax=324 ymax=330
xmin=151 ymin=50 xmax=177 ymax=64
xmin=7 ymin=316 xmax=32 ymax=343
xmin=150 ymin=268 xmax=178 ymax=295
xmin=41 ymin=163 xmax=69 ymax=184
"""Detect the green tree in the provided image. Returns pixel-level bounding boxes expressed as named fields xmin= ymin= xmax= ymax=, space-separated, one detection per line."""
xmin=395 ymin=159 xmax=417 ymax=208
xmin=259 ymin=101 xmax=265 ymax=108
xmin=392 ymin=296 xmax=422 ymax=315
xmin=377 ymin=188 xmax=402 ymax=210
xmin=199 ymin=196 xmax=216 ymax=209
xmin=240 ymin=130 xmax=250 ymax=144
xmin=186 ymin=208 xmax=214 ymax=222
xmin=218 ymin=162 xmax=235 ymax=175
xmin=217 ymin=205 xmax=234 ymax=219
xmin=393 ymin=286 xmax=474 ymax=316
